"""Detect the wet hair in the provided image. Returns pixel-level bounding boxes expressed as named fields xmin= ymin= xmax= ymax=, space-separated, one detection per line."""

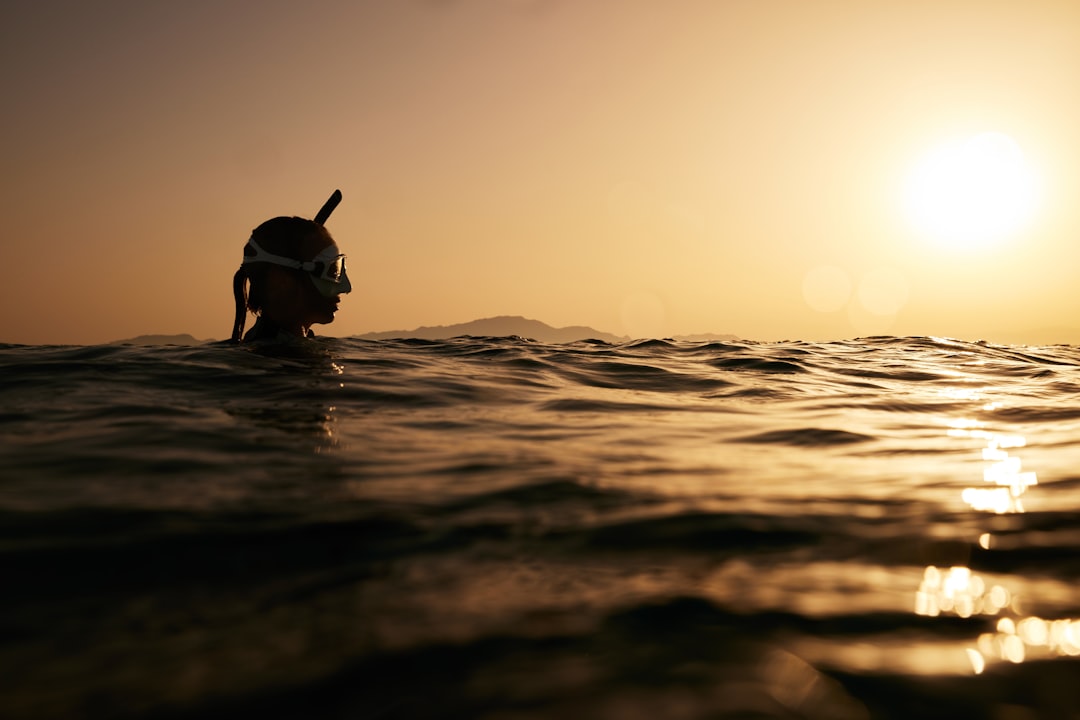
xmin=230 ymin=216 xmax=332 ymax=342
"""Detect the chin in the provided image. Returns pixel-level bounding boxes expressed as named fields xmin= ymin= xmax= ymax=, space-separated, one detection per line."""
xmin=312 ymin=301 xmax=340 ymax=325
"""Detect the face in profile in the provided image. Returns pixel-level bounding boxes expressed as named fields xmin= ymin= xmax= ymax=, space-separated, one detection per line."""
xmin=299 ymin=235 xmax=351 ymax=327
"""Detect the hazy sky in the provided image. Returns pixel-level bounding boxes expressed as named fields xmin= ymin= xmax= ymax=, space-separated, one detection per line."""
xmin=3 ymin=0 xmax=1080 ymax=345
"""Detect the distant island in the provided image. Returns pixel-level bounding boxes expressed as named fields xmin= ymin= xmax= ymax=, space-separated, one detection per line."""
xmin=111 ymin=317 xmax=739 ymax=345
xmin=356 ymin=316 xmax=625 ymax=343
xmin=355 ymin=316 xmax=738 ymax=344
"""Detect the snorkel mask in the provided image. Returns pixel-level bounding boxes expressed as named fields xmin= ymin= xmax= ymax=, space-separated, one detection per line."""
xmin=242 ymin=240 xmax=352 ymax=297
xmin=240 ymin=189 xmax=352 ymax=298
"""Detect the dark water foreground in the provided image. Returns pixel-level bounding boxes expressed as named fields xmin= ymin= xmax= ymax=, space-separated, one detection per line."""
xmin=3 ymin=336 xmax=1080 ymax=719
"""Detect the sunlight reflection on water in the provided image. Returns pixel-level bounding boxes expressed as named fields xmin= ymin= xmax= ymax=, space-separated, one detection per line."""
xmin=948 ymin=418 xmax=1037 ymax=514
xmin=914 ymin=390 xmax=1080 ymax=675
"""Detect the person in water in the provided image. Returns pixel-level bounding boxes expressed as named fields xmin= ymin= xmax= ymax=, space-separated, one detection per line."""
xmin=230 ymin=215 xmax=352 ymax=342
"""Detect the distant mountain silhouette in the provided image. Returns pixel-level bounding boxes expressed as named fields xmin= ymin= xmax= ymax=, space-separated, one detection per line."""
xmin=356 ymin=316 xmax=740 ymax=344
xmin=113 ymin=319 xmax=739 ymax=346
xmin=356 ymin=316 xmax=627 ymax=343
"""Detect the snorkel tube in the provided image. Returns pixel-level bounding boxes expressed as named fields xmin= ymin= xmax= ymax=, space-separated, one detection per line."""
xmin=314 ymin=189 xmax=342 ymax=226
xmin=230 ymin=189 xmax=344 ymax=342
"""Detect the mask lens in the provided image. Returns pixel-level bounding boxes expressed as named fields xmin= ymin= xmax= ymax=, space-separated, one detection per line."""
xmin=307 ymin=245 xmax=350 ymax=297
xmin=325 ymin=255 xmax=344 ymax=283
xmin=311 ymin=246 xmax=344 ymax=281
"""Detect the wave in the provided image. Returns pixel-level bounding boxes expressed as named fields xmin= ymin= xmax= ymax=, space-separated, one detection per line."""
xmin=4 ymin=336 xmax=1080 ymax=718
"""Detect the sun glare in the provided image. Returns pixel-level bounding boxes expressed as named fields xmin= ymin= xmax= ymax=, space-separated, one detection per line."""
xmin=904 ymin=132 xmax=1039 ymax=251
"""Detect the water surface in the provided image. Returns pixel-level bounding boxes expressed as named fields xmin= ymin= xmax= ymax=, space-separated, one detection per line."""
xmin=3 ymin=336 xmax=1080 ymax=718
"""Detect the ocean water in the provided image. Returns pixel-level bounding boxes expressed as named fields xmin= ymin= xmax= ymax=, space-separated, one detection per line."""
xmin=3 ymin=335 xmax=1080 ymax=719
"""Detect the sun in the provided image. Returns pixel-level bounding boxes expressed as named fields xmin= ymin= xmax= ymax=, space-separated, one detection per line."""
xmin=903 ymin=132 xmax=1040 ymax=251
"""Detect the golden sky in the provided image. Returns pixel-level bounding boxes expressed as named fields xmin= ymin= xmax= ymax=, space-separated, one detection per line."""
xmin=3 ymin=0 xmax=1079 ymax=345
